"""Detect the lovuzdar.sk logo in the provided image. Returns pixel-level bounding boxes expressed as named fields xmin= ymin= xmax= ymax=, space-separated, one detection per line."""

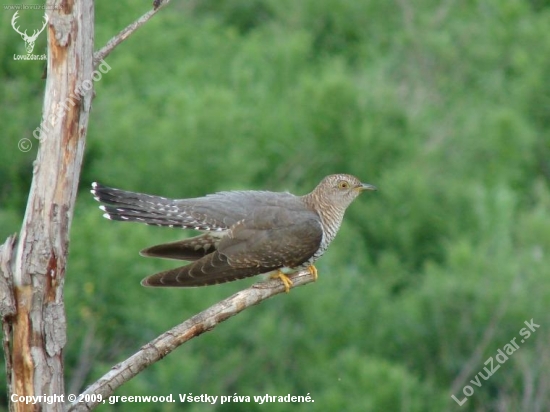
xmin=11 ymin=11 xmax=48 ymax=61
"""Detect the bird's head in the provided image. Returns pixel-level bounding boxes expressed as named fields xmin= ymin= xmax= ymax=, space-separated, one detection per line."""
xmin=311 ymin=174 xmax=377 ymax=211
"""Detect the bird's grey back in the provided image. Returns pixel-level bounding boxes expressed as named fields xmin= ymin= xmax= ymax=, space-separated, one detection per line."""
xmin=174 ymin=190 xmax=309 ymax=229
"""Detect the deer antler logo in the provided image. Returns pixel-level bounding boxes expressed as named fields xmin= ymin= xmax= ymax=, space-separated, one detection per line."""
xmin=11 ymin=11 xmax=49 ymax=54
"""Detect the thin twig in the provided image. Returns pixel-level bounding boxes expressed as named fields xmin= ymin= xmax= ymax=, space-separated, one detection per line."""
xmin=68 ymin=269 xmax=315 ymax=411
xmin=93 ymin=0 xmax=170 ymax=68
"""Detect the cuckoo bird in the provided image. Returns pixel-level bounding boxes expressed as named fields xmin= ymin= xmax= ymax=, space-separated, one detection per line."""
xmin=91 ymin=174 xmax=376 ymax=292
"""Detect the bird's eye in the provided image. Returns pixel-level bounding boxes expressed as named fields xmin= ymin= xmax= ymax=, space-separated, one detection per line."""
xmin=338 ymin=181 xmax=349 ymax=189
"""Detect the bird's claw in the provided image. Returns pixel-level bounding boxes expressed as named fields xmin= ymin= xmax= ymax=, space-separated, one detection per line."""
xmin=308 ymin=265 xmax=318 ymax=281
xmin=271 ymin=270 xmax=293 ymax=293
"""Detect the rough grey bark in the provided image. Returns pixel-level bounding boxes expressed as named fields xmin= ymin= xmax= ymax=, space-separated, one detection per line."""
xmin=0 ymin=0 xmax=94 ymax=410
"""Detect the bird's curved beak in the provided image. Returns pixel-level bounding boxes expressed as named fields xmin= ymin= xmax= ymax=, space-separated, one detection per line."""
xmin=356 ymin=183 xmax=377 ymax=192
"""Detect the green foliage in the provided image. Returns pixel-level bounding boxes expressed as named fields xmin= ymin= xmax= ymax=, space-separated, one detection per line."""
xmin=1 ymin=0 xmax=550 ymax=410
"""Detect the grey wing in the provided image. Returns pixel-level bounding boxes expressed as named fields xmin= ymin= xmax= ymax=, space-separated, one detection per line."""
xmin=174 ymin=190 xmax=301 ymax=231
xmin=220 ymin=206 xmax=324 ymax=269
xmin=141 ymin=206 xmax=323 ymax=287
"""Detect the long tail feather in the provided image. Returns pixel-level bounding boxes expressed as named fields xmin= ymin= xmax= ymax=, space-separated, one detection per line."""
xmin=92 ymin=182 xmax=202 ymax=229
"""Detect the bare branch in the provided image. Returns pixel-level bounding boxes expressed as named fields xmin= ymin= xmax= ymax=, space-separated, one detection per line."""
xmin=68 ymin=269 xmax=315 ymax=411
xmin=93 ymin=0 xmax=170 ymax=68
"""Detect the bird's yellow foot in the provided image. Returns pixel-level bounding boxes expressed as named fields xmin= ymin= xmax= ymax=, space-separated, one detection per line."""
xmin=308 ymin=265 xmax=318 ymax=281
xmin=271 ymin=270 xmax=293 ymax=293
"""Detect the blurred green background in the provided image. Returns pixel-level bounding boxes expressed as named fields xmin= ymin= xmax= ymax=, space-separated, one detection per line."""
xmin=1 ymin=0 xmax=550 ymax=410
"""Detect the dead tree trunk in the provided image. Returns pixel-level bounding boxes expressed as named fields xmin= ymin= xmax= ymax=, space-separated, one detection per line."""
xmin=0 ymin=1 xmax=94 ymax=410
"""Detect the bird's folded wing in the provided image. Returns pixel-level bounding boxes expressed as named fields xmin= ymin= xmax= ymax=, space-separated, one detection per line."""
xmin=221 ymin=207 xmax=323 ymax=269
xmin=141 ymin=207 xmax=323 ymax=287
